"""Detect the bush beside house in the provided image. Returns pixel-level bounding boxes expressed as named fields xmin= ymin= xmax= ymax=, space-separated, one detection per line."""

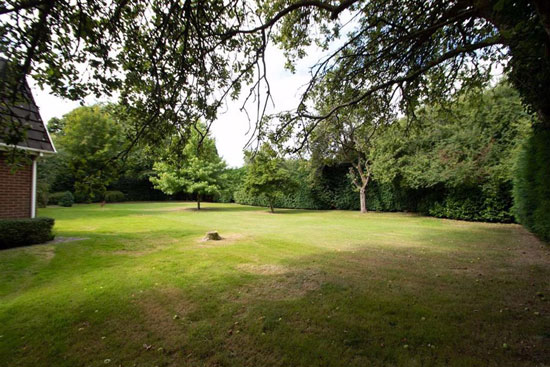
xmin=0 ymin=217 xmax=55 ymax=249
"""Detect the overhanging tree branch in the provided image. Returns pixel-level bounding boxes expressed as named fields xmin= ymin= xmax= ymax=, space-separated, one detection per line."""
xmin=300 ymin=37 xmax=504 ymax=122
xmin=224 ymin=0 xmax=360 ymax=36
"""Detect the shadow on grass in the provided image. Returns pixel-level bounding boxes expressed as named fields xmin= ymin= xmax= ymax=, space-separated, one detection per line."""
xmin=183 ymin=205 xmax=263 ymax=213
xmin=1 ymin=224 xmax=549 ymax=367
xmin=267 ymin=208 xmax=330 ymax=215
xmin=182 ymin=205 xmax=326 ymax=215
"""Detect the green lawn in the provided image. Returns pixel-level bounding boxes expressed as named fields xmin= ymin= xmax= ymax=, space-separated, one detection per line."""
xmin=0 ymin=202 xmax=549 ymax=366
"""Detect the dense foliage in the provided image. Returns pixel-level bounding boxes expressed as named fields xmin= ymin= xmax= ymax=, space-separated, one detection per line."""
xmin=513 ymin=128 xmax=550 ymax=241
xmin=217 ymin=167 xmax=246 ymax=203
xmin=235 ymin=160 xmax=318 ymax=209
xmin=39 ymin=104 xmax=164 ymax=202
xmin=235 ymin=161 xmax=409 ymax=212
xmin=0 ymin=217 xmax=55 ymax=248
xmin=236 ymin=83 xmax=532 ymax=223
xmin=57 ymin=191 xmax=74 ymax=208
xmin=38 ymin=105 xmax=126 ymax=202
xmin=60 ymin=106 xmax=126 ymax=202
xmin=309 ymin=96 xmax=390 ymax=213
xmin=371 ymin=83 xmax=532 ymax=222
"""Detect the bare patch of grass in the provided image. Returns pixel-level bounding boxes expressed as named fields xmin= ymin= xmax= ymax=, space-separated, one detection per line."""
xmin=67 ymin=288 xmax=198 ymax=367
xmin=237 ymin=263 xmax=289 ymax=275
xmin=222 ymin=333 xmax=284 ymax=367
xmin=231 ymin=267 xmax=326 ymax=302
xmin=110 ymin=236 xmax=180 ymax=256
xmin=22 ymin=244 xmax=57 ymax=262
xmin=508 ymin=228 xmax=550 ymax=268
xmin=132 ymin=288 xmax=196 ymax=347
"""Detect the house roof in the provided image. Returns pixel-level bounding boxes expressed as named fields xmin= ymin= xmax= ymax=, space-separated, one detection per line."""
xmin=0 ymin=59 xmax=56 ymax=154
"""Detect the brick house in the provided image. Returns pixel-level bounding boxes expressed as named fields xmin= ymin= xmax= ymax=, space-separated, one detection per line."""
xmin=0 ymin=59 xmax=56 ymax=219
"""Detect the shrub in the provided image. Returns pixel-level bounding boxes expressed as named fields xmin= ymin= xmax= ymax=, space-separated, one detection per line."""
xmin=48 ymin=191 xmax=74 ymax=207
xmin=425 ymin=184 xmax=514 ymax=223
xmin=0 ymin=217 xmax=55 ymax=249
xmin=73 ymin=190 xmax=92 ymax=203
xmin=513 ymin=128 xmax=550 ymax=241
xmin=58 ymin=191 xmax=74 ymax=207
xmin=104 ymin=190 xmax=126 ymax=203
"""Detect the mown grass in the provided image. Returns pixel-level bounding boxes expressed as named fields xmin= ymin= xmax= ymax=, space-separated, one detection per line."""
xmin=0 ymin=202 xmax=548 ymax=367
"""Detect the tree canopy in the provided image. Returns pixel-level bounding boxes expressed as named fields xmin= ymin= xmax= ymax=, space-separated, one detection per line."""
xmin=150 ymin=124 xmax=227 ymax=210
xmin=242 ymin=143 xmax=293 ymax=213
xmin=53 ymin=105 xmax=126 ymax=202
xmin=1 ymin=0 xmax=549 ymax=151
xmin=309 ymin=96 xmax=391 ymax=213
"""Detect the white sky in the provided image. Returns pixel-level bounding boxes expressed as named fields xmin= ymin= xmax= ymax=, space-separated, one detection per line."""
xmin=30 ymin=44 xmax=326 ymax=168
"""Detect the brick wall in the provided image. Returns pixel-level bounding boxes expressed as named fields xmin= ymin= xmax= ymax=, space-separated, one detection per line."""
xmin=0 ymin=154 xmax=33 ymax=219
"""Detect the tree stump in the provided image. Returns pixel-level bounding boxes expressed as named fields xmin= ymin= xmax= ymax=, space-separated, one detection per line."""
xmin=203 ymin=231 xmax=222 ymax=241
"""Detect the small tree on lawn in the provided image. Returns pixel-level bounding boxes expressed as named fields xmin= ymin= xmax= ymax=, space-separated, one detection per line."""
xmin=150 ymin=125 xmax=226 ymax=210
xmin=243 ymin=143 xmax=292 ymax=213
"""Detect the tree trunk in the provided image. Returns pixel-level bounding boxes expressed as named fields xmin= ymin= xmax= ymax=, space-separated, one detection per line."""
xmin=197 ymin=194 xmax=201 ymax=210
xmin=350 ymin=161 xmax=371 ymax=214
xmin=359 ymin=187 xmax=367 ymax=213
xmin=269 ymin=199 xmax=274 ymax=213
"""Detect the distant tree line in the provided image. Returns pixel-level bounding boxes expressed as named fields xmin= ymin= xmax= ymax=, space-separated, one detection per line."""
xmin=38 ymin=82 xmax=547 ymax=239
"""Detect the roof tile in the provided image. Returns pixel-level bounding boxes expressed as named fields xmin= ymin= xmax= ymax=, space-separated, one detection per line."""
xmin=0 ymin=59 xmax=55 ymax=153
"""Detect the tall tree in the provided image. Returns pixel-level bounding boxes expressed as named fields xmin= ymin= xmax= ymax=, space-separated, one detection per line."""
xmin=150 ymin=125 xmax=226 ymax=210
xmin=53 ymin=105 xmax=126 ymax=202
xmin=243 ymin=143 xmax=293 ymax=213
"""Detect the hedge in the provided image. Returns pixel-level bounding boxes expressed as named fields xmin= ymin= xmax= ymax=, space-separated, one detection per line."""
xmin=233 ymin=162 xmax=516 ymax=222
xmin=0 ymin=217 xmax=55 ymax=249
xmin=109 ymin=177 xmax=171 ymax=201
xmin=513 ymin=128 xmax=550 ymax=241
xmin=104 ymin=190 xmax=126 ymax=202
